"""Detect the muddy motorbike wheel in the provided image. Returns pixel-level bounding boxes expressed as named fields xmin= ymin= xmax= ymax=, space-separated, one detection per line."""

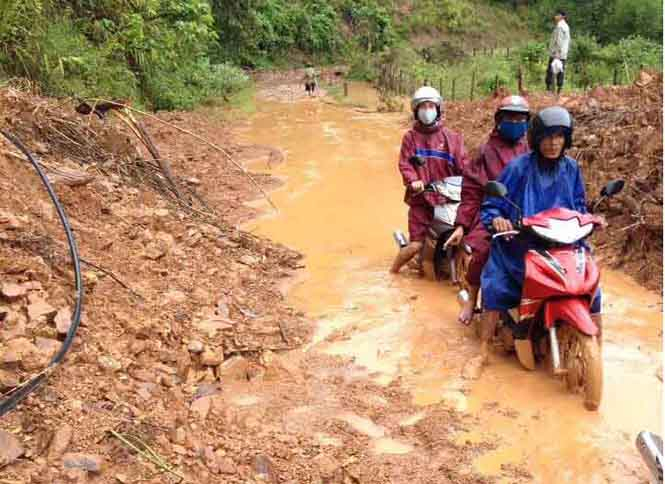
xmin=562 ymin=327 xmax=603 ymax=411
xmin=542 ymin=337 xmax=555 ymax=375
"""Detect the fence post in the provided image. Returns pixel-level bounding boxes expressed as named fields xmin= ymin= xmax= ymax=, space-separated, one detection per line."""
xmin=439 ymin=77 xmax=443 ymax=96
xmin=473 ymin=48 xmax=476 ymax=56
xmin=451 ymin=78 xmax=456 ymax=101
xmin=518 ymin=65 xmax=523 ymax=93
xmin=506 ymin=47 xmax=510 ymax=57
xmin=344 ymin=82 xmax=348 ymax=97
xmin=613 ymin=67 xmax=618 ymax=85
xmin=470 ymin=69 xmax=476 ymax=100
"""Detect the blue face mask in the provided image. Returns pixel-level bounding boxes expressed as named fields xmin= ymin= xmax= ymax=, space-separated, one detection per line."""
xmin=498 ymin=121 xmax=528 ymax=142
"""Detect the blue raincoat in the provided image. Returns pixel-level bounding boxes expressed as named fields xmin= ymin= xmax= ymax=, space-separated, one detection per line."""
xmin=480 ymin=151 xmax=588 ymax=311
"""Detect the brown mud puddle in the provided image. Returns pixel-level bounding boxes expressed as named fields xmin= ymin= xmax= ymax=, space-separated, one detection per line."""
xmin=238 ymin=82 xmax=662 ymax=483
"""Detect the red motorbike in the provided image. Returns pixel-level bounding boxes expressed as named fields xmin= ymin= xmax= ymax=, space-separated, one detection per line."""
xmin=484 ymin=179 xmax=624 ymax=411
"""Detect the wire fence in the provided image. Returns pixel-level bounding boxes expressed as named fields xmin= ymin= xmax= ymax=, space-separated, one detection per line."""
xmin=375 ymin=48 xmax=648 ymax=101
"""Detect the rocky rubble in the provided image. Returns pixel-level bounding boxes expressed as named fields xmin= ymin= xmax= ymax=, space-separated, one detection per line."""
xmin=566 ymin=72 xmax=663 ymax=290
xmin=0 ymin=86 xmax=320 ymax=483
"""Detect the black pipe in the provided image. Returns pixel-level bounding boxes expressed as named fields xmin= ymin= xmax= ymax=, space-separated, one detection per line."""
xmin=0 ymin=130 xmax=84 ymax=416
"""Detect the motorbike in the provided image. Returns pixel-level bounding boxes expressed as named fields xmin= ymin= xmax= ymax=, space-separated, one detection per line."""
xmin=393 ymin=155 xmax=466 ymax=282
xmin=636 ymin=431 xmax=663 ymax=484
xmin=475 ymin=178 xmax=624 ymax=410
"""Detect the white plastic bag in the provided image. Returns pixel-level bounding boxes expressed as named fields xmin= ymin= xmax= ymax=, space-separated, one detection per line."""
xmin=551 ymin=58 xmax=564 ymax=74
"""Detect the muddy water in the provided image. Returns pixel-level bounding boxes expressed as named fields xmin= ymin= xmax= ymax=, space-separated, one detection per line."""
xmin=238 ymin=83 xmax=662 ymax=483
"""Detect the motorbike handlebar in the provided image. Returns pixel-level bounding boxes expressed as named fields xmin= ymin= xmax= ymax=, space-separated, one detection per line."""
xmin=492 ymin=230 xmax=521 ymax=240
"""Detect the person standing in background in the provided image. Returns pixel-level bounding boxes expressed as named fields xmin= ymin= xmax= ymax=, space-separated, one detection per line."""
xmin=546 ymin=10 xmax=570 ymax=95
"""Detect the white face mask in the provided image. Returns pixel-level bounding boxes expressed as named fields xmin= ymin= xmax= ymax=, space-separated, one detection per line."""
xmin=418 ymin=107 xmax=437 ymax=126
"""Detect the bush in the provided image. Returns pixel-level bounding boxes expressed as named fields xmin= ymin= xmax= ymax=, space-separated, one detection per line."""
xmin=146 ymin=60 xmax=249 ymax=111
xmin=341 ymin=0 xmax=396 ymax=54
xmin=569 ymin=35 xmax=601 ymax=65
xmin=601 ymin=36 xmax=663 ymax=70
xmin=602 ymin=0 xmax=662 ymax=43
xmin=15 ymin=19 xmax=139 ymax=100
xmin=513 ymin=41 xmax=547 ymax=84
xmin=407 ymin=0 xmax=473 ymax=33
xmin=526 ymin=0 xmax=662 ymax=44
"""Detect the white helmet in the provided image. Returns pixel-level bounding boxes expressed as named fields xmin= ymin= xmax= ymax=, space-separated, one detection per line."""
xmin=411 ymin=86 xmax=443 ymax=121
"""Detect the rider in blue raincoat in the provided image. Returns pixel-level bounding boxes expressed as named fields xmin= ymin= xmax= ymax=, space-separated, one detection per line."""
xmin=473 ymin=106 xmax=604 ymax=369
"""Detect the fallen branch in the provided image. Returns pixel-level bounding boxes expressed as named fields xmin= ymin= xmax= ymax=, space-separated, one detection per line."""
xmin=80 ymin=257 xmax=144 ymax=301
xmin=86 ymin=98 xmax=278 ymax=211
xmin=109 ymin=430 xmax=184 ymax=482
xmin=115 ymin=109 xmax=183 ymax=200
xmin=278 ymin=320 xmax=289 ymax=345
xmin=2 ymin=149 xmax=95 ymax=186
xmin=619 ymin=221 xmax=644 ymax=232
xmin=226 ymin=345 xmax=297 ymax=355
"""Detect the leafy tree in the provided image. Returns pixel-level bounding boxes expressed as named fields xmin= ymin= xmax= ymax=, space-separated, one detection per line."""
xmin=601 ymin=0 xmax=662 ymax=43
xmin=341 ymin=0 xmax=395 ymax=54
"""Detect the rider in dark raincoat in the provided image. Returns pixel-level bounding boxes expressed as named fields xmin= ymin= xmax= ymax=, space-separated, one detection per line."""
xmin=474 ymin=106 xmax=603 ymax=369
xmin=446 ymin=95 xmax=530 ymax=325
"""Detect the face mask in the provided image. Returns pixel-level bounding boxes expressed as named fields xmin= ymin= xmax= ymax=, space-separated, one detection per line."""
xmin=418 ymin=108 xmax=438 ymax=126
xmin=498 ymin=121 xmax=528 ymax=142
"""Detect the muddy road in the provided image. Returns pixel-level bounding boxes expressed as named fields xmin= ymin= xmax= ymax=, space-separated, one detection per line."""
xmin=239 ymin=83 xmax=662 ymax=483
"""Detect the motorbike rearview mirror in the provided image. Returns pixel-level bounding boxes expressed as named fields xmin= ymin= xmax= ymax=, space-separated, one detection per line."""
xmin=485 ymin=181 xmax=508 ymax=198
xmin=409 ymin=155 xmax=426 ymax=167
xmin=485 ymin=181 xmax=523 ymax=223
xmin=635 ymin=431 xmax=663 ymax=482
xmin=601 ymin=179 xmax=625 ymax=198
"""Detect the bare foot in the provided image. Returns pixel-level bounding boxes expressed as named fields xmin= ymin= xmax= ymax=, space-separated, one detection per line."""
xmin=458 ymin=300 xmax=475 ymax=326
xmin=462 ymin=355 xmax=485 ymax=380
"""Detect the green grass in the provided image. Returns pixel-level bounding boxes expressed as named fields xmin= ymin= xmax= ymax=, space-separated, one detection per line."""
xmin=382 ymin=37 xmax=662 ymax=102
xmin=324 ymin=81 xmax=372 ymax=108
xmin=198 ymin=85 xmax=257 ymax=122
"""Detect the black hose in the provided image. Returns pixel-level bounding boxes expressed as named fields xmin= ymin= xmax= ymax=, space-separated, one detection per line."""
xmin=0 ymin=130 xmax=84 ymax=416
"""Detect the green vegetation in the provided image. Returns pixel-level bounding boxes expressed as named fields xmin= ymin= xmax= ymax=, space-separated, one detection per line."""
xmin=0 ymin=0 xmax=661 ymax=110
xmin=0 ymin=0 xmax=250 ymax=109
xmin=516 ymin=0 xmax=663 ymax=44
xmin=379 ymin=34 xmax=662 ymax=101
xmin=377 ymin=0 xmax=662 ymax=99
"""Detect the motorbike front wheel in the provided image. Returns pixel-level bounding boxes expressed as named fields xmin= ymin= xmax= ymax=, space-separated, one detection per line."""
xmin=561 ymin=326 xmax=603 ymax=411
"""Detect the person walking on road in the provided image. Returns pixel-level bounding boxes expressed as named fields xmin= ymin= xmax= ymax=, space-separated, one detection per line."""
xmin=546 ymin=10 xmax=570 ymax=95
xmin=303 ymin=64 xmax=319 ymax=97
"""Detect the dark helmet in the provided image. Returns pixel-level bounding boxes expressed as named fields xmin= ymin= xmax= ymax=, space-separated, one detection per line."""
xmin=528 ymin=106 xmax=574 ymax=154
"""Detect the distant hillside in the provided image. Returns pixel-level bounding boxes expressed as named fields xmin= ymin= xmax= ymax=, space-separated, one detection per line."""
xmin=0 ymin=0 xmax=661 ymax=110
